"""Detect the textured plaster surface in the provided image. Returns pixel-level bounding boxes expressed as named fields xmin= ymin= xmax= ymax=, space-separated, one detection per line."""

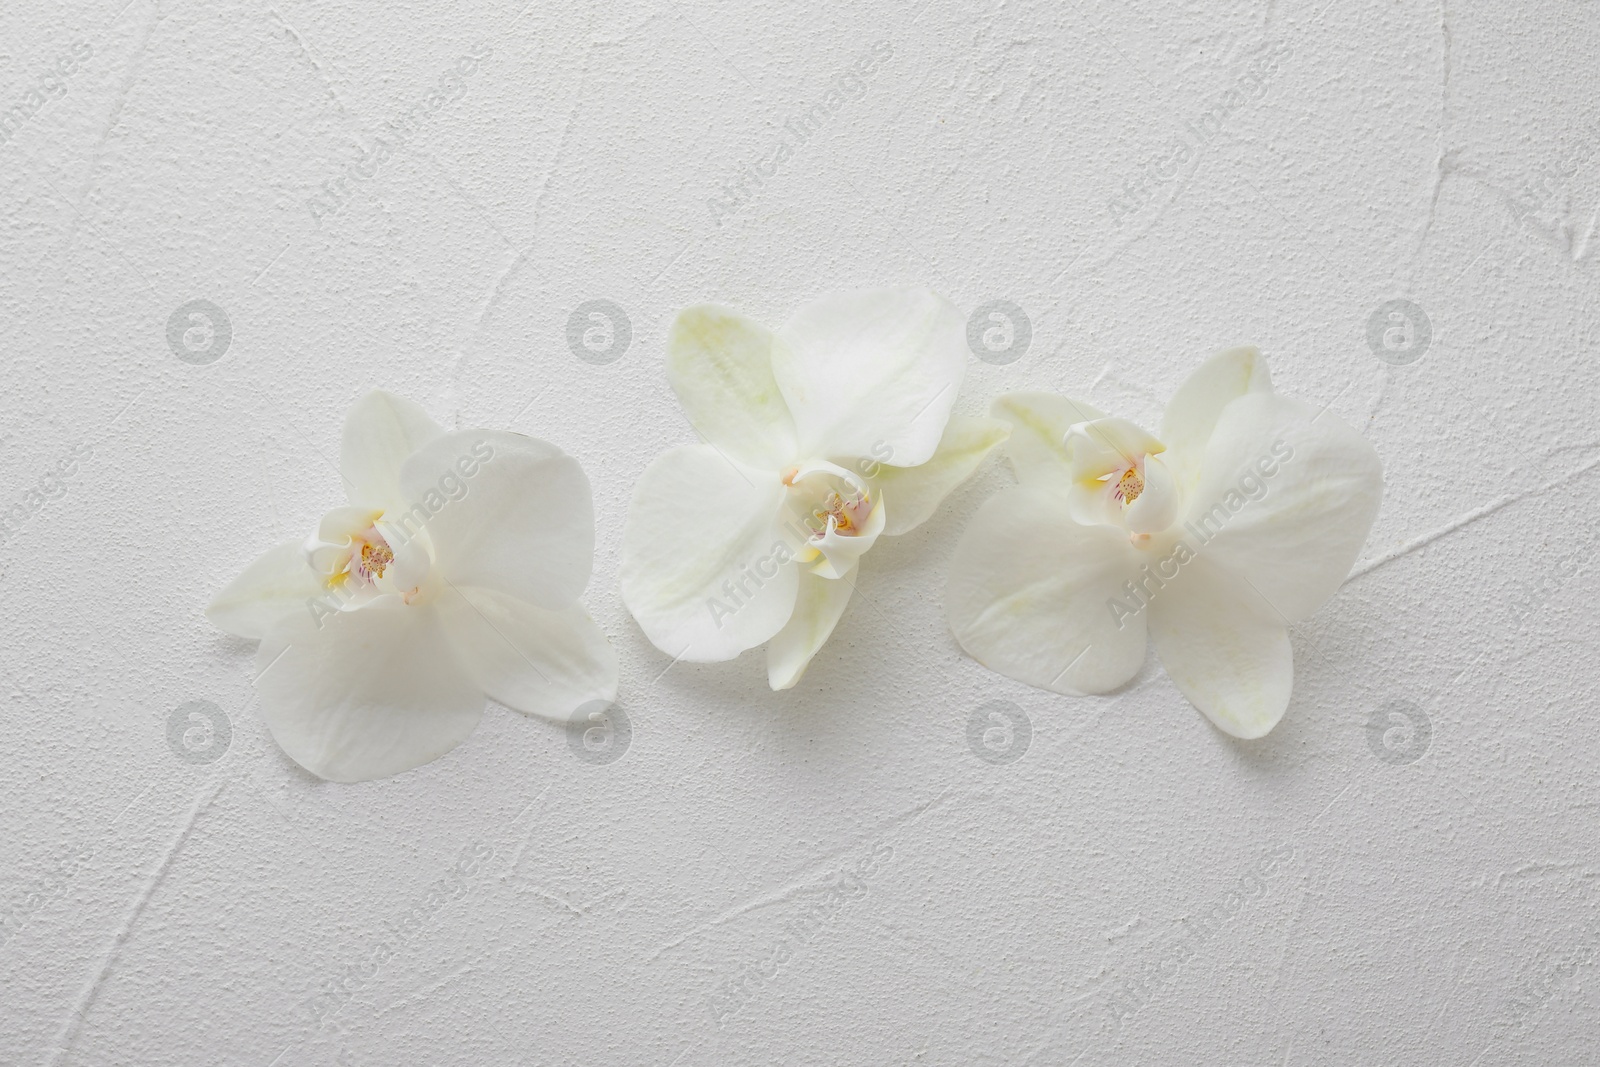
xmin=2 ymin=0 xmax=1599 ymax=1064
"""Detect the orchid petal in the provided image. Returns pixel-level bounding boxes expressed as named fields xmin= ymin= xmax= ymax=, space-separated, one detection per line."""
xmin=206 ymin=539 xmax=324 ymax=641
xmin=947 ymin=487 xmax=1146 ymax=695
xmin=773 ymin=287 xmax=966 ymax=467
xmin=766 ymin=565 xmax=857 ymax=690
xmin=398 ymin=430 xmax=593 ymax=609
xmin=438 ymin=585 xmax=618 ymax=721
xmin=1063 ymin=417 xmax=1166 ymax=479
xmin=1148 ymin=557 xmax=1292 ymax=739
xmin=990 ymin=392 xmax=1108 ymax=490
xmin=316 ymin=505 xmax=378 ymax=545
xmin=868 ymin=415 xmax=1010 ymax=537
xmin=256 ymin=602 xmax=483 ymax=782
xmin=619 ymin=444 xmax=798 ymax=661
xmin=1161 ymin=346 xmax=1273 ymax=489
xmin=666 ymin=304 xmax=800 ymax=469
xmin=341 ymin=390 xmax=444 ymax=511
xmin=1183 ymin=392 xmax=1382 ymax=622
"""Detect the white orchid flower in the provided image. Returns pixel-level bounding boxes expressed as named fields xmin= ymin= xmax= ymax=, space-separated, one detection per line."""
xmin=206 ymin=391 xmax=618 ymax=782
xmin=947 ymin=348 xmax=1383 ymax=738
xmin=620 ymin=287 xmax=1009 ymax=689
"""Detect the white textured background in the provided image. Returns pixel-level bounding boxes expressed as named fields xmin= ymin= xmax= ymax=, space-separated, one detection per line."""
xmin=2 ymin=0 xmax=1598 ymax=1063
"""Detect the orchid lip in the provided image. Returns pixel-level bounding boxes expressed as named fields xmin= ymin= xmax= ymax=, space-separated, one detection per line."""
xmin=307 ymin=512 xmax=430 ymax=607
xmin=1062 ymin=418 xmax=1181 ymax=537
xmin=778 ymin=459 xmax=886 ymax=578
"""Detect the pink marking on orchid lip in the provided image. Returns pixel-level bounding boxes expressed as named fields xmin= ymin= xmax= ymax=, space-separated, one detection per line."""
xmin=1112 ymin=464 xmax=1145 ymax=505
xmin=811 ymin=487 xmax=871 ymax=539
xmin=344 ymin=526 xmax=395 ymax=585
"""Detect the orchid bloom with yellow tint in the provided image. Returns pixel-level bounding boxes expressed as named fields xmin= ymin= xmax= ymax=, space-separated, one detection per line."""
xmin=947 ymin=348 xmax=1383 ymax=738
xmin=620 ymin=287 xmax=1009 ymax=689
xmin=206 ymin=391 xmax=617 ymax=782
